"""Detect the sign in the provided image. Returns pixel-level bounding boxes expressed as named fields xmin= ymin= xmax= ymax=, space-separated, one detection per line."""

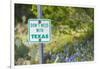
xmin=28 ymin=19 xmax=51 ymax=42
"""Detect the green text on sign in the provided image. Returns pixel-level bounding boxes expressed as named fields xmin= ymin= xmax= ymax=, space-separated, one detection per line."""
xmin=28 ymin=19 xmax=51 ymax=42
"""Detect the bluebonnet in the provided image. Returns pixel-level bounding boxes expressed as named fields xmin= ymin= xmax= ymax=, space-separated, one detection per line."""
xmin=65 ymin=52 xmax=80 ymax=62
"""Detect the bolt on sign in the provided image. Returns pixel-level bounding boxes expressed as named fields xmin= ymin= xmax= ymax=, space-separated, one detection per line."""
xmin=28 ymin=19 xmax=51 ymax=42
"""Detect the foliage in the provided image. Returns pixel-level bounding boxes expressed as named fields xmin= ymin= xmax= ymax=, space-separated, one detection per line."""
xmin=14 ymin=4 xmax=94 ymax=65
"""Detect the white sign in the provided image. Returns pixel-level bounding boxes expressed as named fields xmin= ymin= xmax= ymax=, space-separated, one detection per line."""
xmin=28 ymin=19 xmax=51 ymax=42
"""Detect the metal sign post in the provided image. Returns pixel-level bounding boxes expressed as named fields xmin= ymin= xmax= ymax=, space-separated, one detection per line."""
xmin=37 ymin=5 xmax=44 ymax=64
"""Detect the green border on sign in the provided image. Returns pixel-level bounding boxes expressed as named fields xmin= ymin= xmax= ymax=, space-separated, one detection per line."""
xmin=28 ymin=19 xmax=51 ymax=43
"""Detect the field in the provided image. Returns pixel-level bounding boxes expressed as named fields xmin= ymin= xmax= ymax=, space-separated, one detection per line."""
xmin=14 ymin=4 xmax=94 ymax=65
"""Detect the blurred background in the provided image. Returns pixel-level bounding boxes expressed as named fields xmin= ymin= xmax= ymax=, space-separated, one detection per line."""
xmin=14 ymin=4 xmax=94 ymax=65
